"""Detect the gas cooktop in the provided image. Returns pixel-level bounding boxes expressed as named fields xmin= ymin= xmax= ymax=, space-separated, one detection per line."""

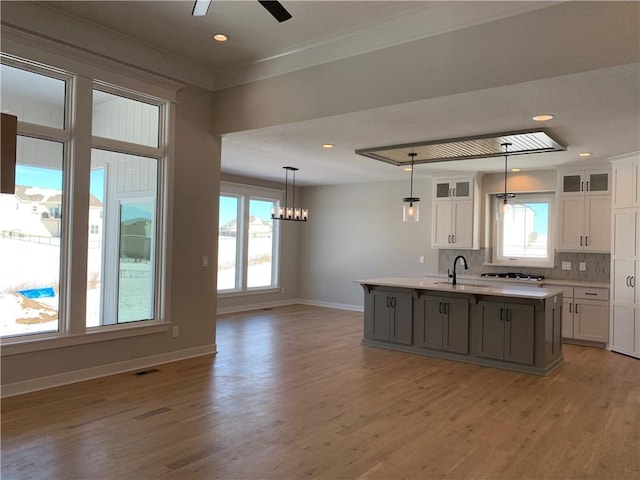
xmin=480 ymin=272 xmax=545 ymax=281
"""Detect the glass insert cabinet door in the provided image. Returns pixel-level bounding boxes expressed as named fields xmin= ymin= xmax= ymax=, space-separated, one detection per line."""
xmin=434 ymin=179 xmax=472 ymax=199
xmin=561 ymin=172 xmax=609 ymax=194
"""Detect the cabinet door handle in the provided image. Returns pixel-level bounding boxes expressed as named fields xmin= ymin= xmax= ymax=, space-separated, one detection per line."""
xmin=581 ymin=181 xmax=584 ymax=191
xmin=447 ymin=234 xmax=451 ymax=244
xmin=452 ymin=187 xmax=456 ymax=197
xmin=439 ymin=302 xmax=443 ymax=314
xmin=444 ymin=302 xmax=448 ymax=315
xmin=569 ymin=302 xmax=572 ymax=313
xmin=500 ymin=308 xmax=504 ymax=321
xmin=575 ymin=303 xmax=579 ymax=314
xmin=580 ymin=236 xmax=583 ymax=246
xmin=506 ymin=309 xmax=510 ymax=322
xmin=585 ymin=236 xmax=588 ymax=247
xmin=586 ymin=181 xmax=590 ymax=191
xmin=452 ymin=234 xmax=455 ymax=244
xmin=584 ymin=292 xmax=597 ymax=296
xmin=391 ymin=297 xmax=396 ymax=308
xmin=626 ymin=276 xmax=631 ymax=287
xmin=632 ymin=276 xmax=636 ymax=288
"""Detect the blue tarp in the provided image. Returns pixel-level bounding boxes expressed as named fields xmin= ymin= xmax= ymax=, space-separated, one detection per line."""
xmin=17 ymin=287 xmax=55 ymax=299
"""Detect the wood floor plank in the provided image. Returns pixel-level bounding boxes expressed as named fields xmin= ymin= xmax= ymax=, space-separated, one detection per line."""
xmin=2 ymin=304 xmax=639 ymax=479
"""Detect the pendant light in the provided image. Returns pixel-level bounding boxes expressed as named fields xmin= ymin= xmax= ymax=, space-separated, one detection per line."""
xmin=403 ymin=152 xmax=420 ymax=222
xmin=271 ymin=166 xmax=308 ymax=222
xmin=495 ymin=142 xmax=516 ymax=213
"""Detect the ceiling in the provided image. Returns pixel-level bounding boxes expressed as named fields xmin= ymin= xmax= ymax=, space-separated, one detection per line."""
xmin=2 ymin=1 xmax=639 ymax=186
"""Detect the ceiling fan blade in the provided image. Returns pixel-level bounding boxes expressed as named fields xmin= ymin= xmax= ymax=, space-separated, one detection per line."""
xmin=192 ymin=0 xmax=211 ymax=16
xmin=258 ymin=1 xmax=292 ymax=23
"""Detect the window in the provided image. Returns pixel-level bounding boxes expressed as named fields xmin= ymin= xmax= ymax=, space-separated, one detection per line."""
xmin=86 ymin=85 xmax=164 ymax=328
xmin=218 ymin=183 xmax=280 ymax=293
xmin=492 ymin=193 xmax=555 ymax=267
xmin=0 ymin=54 xmax=171 ymax=343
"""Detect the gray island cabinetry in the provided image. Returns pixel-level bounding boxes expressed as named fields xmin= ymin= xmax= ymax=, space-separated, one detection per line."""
xmin=359 ymin=278 xmax=564 ymax=375
xmin=416 ymin=294 xmax=469 ymax=354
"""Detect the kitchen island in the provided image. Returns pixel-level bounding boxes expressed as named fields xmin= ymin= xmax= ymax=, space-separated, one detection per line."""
xmin=358 ymin=277 xmax=564 ymax=375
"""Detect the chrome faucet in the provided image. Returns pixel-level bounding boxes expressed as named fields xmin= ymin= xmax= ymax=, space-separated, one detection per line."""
xmin=450 ymin=255 xmax=469 ymax=286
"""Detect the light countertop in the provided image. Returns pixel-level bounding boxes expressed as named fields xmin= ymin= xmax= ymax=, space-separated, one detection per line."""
xmin=423 ymin=274 xmax=609 ymax=290
xmin=356 ymin=277 xmax=564 ymax=300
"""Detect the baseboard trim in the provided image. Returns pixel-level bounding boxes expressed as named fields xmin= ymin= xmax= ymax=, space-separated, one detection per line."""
xmin=217 ymin=299 xmax=297 ymax=315
xmin=217 ymin=299 xmax=363 ymax=315
xmin=296 ymin=299 xmax=364 ymax=312
xmin=1 ymin=344 xmax=217 ymax=398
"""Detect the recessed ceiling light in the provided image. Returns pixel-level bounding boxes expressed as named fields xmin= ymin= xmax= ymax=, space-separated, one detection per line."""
xmin=213 ymin=34 xmax=228 ymax=42
xmin=322 ymin=144 xmax=334 ymax=148
xmin=403 ymin=167 xmax=413 ymax=172
xmin=578 ymin=152 xmax=592 ymax=157
xmin=532 ymin=114 xmax=554 ymax=122
xmin=511 ymin=168 xmax=521 ymax=172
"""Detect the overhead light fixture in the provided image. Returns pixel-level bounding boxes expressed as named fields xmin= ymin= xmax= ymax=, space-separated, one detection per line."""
xmin=578 ymin=152 xmax=592 ymax=157
xmin=402 ymin=153 xmax=420 ymax=222
xmin=322 ymin=144 xmax=334 ymax=149
xmin=271 ymin=166 xmax=308 ymax=222
xmin=511 ymin=168 xmax=521 ymax=172
xmin=496 ymin=142 xmax=516 ymax=213
xmin=213 ymin=34 xmax=228 ymax=42
xmin=532 ymin=114 xmax=554 ymax=122
xmin=192 ymin=0 xmax=212 ymax=16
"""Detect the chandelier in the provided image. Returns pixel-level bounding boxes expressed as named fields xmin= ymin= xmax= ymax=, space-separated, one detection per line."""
xmin=271 ymin=166 xmax=308 ymax=222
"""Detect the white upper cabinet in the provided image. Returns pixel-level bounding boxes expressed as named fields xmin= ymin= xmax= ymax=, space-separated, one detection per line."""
xmin=611 ymin=155 xmax=640 ymax=209
xmin=432 ymin=176 xmax=479 ymax=249
xmin=434 ymin=178 xmax=474 ymax=200
xmin=556 ymin=176 xmax=611 ymax=253
xmin=559 ymin=170 xmax=610 ymax=196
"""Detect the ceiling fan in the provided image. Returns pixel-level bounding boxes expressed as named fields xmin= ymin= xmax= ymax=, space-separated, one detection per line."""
xmin=192 ymin=0 xmax=292 ymax=23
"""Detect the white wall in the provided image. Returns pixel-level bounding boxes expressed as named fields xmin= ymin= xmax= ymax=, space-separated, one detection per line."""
xmin=298 ymin=178 xmax=437 ymax=308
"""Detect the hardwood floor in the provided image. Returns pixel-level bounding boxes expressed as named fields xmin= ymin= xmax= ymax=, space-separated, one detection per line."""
xmin=2 ymin=304 xmax=639 ymax=479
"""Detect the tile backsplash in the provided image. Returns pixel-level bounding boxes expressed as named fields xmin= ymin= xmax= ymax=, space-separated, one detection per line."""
xmin=438 ymin=248 xmax=610 ymax=283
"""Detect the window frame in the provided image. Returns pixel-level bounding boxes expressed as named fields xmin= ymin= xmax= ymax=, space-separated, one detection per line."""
xmin=217 ymin=182 xmax=281 ymax=296
xmin=491 ymin=192 xmax=555 ymax=268
xmin=0 ymin=53 xmax=176 ymax=353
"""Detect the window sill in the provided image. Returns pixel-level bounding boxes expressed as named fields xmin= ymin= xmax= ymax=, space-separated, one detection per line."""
xmin=1 ymin=322 xmax=171 ymax=356
xmin=217 ymin=287 xmax=282 ymax=299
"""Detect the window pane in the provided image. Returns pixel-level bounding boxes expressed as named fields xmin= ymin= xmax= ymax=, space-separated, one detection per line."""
xmin=247 ymin=198 xmax=274 ymax=288
xmin=1 ymin=64 xmax=66 ymax=129
xmin=92 ymin=90 xmax=159 ymax=147
xmin=218 ymin=196 xmax=238 ymax=291
xmin=86 ymin=149 xmax=157 ymax=326
xmin=118 ymin=198 xmax=155 ymax=322
xmin=0 ymin=136 xmax=63 ymax=337
xmin=502 ymin=202 xmax=549 ymax=258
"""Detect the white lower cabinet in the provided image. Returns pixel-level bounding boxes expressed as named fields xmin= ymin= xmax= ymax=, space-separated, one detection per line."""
xmin=558 ymin=286 xmax=609 ymax=344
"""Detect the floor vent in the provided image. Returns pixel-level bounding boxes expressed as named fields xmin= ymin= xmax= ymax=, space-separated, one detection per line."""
xmin=134 ymin=368 xmax=160 ymax=376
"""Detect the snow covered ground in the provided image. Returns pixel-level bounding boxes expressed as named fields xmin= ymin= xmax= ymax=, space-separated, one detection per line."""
xmin=1 ymin=235 xmax=274 ymax=337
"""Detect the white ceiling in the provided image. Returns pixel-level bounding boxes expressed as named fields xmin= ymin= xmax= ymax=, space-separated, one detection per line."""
xmin=3 ymin=1 xmax=639 ymax=186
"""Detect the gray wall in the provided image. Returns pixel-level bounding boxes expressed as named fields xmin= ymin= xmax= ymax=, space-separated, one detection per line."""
xmin=298 ymin=178 xmax=438 ymax=308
